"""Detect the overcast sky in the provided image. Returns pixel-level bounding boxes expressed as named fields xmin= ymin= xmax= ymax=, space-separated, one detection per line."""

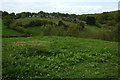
xmin=0 ymin=0 xmax=119 ymax=14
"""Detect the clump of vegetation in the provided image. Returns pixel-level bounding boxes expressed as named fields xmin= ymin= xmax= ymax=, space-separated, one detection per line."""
xmin=78 ymin=21 xmax=86 ymax=30
xmin=58 ymin=20 xmax=68 ymax=28
xmin=66 ymin=24 xmax=80 ymax=36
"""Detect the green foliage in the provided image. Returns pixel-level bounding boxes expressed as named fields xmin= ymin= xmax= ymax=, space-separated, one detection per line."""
xmin=2 ymin=24 xmax=24 ymax=36
xmin=9 ymin=22 xmax=30 ymax=36
xmin=41 ymin=24 xmax=66 ymax=36
xmin=2 ymin=10 xmax=119 ymax=42
xmin=67 ymin=24 xmax=80 ymax=36
xmin=86 ymin=16 xmax=96 ymax=25
xmin=2 ymin=36 xmax=119 ymax=79
xmin=15 ymin=12 xmax=32 ymax=19
xmin=78 ymin=21 xmax=86 ymax=30
xmin=58 ymin=21 xmax=64 ymax=26
xmin=3 ymin=15 xmax=14 ymax=28
xmin=115 ymin=10 xmax=120 ymax=23
xmin=25 ymin=20 xmax=55 ymax=28
xmin=58 ymin=20 xmax=68 ymax=28
xmin=2 ymin=11 xmax=9 ymax=17
xmin=110 ymin=23 xmax=120 ymax=42
xmin=96 ymin=22 xmax=102 ymax=28
xmin=107 ymin=20 xmax=117 ymax=26
xmin=1 ymin=10 xmax=120 ymax=79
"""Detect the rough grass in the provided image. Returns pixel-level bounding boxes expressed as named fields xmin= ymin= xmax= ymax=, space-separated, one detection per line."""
xmin=2 ymin=25 xmax=24 ymax=36
xmin=2 ymin=36 xmax=119 ymax=79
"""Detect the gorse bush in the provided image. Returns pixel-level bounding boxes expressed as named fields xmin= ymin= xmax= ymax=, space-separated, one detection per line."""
xmin=25 ymin=20 xmax=56 ymax=28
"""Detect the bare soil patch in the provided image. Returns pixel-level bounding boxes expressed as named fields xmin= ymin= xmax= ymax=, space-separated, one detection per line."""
xmin=11 ymin=40 xmax=51 ymax=46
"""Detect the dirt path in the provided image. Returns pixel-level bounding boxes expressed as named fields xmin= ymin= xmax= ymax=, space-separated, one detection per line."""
xmin=11 ymin=40 xmax=51 ymax=46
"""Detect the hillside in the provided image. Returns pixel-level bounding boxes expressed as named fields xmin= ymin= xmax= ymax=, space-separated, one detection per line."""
xmin=1 ymin=10 xmax=119 ymax=79
xmin=2 ymin=36 xmax=119 ymax=79
xmin=2 ymin=17 xmax=115 ymax=41
xmin=2 ymin=24 xmax=24 ymax=37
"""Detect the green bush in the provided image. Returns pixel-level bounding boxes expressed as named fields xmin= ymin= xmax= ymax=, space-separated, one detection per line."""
xmin=96 ymin=23 xmax=102 ymax=28
xmin=41 ymin=25 xmax=66 ymax=36
xmin=78 ymin=21 xmax=86 ymax=30
xmin=58 ymin=20 xmax=68 ymax=28
xmin=67 ymin=25 xmax=80 ymax=37
xmin=107 ymin=20 xmax=117 ymax=26
xmin=3 ymin=15 xmax=15 ymax=28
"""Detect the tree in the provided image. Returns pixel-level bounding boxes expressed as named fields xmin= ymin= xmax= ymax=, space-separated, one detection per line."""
xmin=15 ymin=13 xmax=21 ymax=19
xmin=2 ymin=11 xmax=9 ymax=17
xmin=38 ymin=11 xmax=46 ymax=17
xmin=31 ymin=12 xmax=37 ymax=17
xmin=86 ymin=16 xmax=96 ymax=25
xmin=115 ymin=10 xmax=120 ymax=23
xmin=78 ymin=21 xmax=86 ymax=30
xmin=58 ymin=21 xmax=68 ymax=28
xmin=96 ymin=12 xmax=110 ymax=24
xmin=107 ymin=20 xmax=117 ymax=26
xmin=58 ymin=21 xmax=64 ymax=26
xmin=3 ymin=15 xmax=14 ymax=28
xmin=102 ymin=12 xmax=109 ymax=20
xmin=9 ymin=12 xmax=15 ymax=17
xmin=15 ymin=12 xmax=32 ymax=19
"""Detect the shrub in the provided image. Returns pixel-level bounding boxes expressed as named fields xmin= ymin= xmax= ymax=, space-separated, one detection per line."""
xmin=110 ymin=23 xmax=120 ymax=42
xmin=58 ymin=21 xmax=68 ymax=28
xmin=24 ymin=20 xmax=56 ymax=28
xmin=67 ymin=25 xmax=80 ymax=37
xmin=2 ymin=15 xmax=14 ymax=28
xmin=107 ymin=20 xmax=117 ymax=26
xmin=96 ymin=23 xmax=102 ymax=28
xmin=41 ymin=25 xmax=66 ymax=36
xmin=78 ymin=21 xmax=86 ymax=30
xmin=14 ymin=26 xmax=26 ymax=33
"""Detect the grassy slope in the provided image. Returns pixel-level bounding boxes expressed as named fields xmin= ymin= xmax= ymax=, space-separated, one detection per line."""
xmin=79 ymin=25 xmax=105 ymax=38
xmin=26 ymin=24 xmax=106 ymax=39
xmin=27 ymin=27 xmax=43 ymax=36
xmin=2 ymin=17 xmax=75 ymax=36
xmin=17 ymin=18 xmax=104 ymax=37
xmin=2 ymin=36 xmax=119 ymax=79
xmin=2 ymin=17 xmax=109 ymax=39
xmin=2 ymin=24 xmax=24 ymax=36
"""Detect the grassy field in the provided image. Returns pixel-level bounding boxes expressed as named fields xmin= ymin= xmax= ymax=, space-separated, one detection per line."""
xmin=2 ymin=36 xmax=119 ymax=79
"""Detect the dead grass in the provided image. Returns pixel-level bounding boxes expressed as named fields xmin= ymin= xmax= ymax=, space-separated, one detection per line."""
xmin=11 ymin=40 xmax=51 ymax=46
